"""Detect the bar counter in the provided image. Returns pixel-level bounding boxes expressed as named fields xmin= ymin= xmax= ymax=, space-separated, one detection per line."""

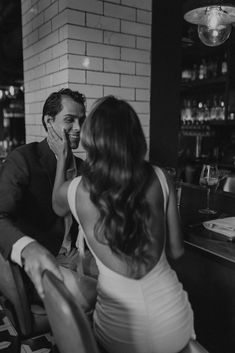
xmin=180 ymin=182 xmax=235 ymax=264
xmin=172 ymin=183 xmax=235 ymax=353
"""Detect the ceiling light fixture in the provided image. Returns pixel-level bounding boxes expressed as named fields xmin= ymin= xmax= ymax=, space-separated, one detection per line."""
xmin=183 ymin=1 xmax=235 ymax=46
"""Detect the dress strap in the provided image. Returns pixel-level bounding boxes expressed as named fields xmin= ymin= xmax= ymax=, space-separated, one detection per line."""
xmin=152 ymin=166 xmax=169 ymax=212
xmin=67 ymin=176 xmax=85 ymax=256
xmin=67 ymin=176 xmax=82 ymax=222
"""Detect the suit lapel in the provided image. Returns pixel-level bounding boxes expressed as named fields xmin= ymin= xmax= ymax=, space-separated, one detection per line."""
xmin=38 ymin=139 xmax=56 ymax=187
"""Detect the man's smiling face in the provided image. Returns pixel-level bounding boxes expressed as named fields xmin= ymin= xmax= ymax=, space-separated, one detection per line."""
xmin=50 ymin=95 xmax=85 ymax=149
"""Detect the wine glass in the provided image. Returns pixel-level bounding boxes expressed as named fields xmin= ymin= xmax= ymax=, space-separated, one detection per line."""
xmin=199 ymin=164 xmax=219 ymax=214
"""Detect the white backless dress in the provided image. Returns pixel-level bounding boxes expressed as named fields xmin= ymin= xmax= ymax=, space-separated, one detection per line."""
xmin=67 ymin=166 xmax=195 ymax=353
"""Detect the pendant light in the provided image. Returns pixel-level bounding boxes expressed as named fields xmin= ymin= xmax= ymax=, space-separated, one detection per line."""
xmin=183 ymin=0 xmax=235 ymax=46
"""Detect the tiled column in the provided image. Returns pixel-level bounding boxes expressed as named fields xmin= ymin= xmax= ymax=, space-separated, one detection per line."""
xmin=21 ymin=0 xmax=152 ymax=159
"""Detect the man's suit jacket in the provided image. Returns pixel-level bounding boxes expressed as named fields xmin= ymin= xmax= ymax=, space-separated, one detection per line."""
xmin=0 ymin=139 xmax=83 ymax=260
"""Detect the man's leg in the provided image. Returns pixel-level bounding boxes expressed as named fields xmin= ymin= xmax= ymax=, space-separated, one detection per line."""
xmin=82 ymin=250 xmax=99 ymax=279
xmin=56 ymin=249 xmax=98 ymax=315
xmin=59 ymin=266 xmax=97 ymax=314
xmin=57 ymin=247 xmax=99 ymax=278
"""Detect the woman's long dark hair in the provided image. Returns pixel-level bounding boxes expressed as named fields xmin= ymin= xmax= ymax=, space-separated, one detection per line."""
xmin=81 ymin=96 xmax=153 ymax=266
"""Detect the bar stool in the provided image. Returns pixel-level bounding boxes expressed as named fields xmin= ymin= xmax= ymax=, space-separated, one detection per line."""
xmin=0 ymin=252 xmax=49 ymax=339
xmin=42 ymin=269 xmax=99 ymax=353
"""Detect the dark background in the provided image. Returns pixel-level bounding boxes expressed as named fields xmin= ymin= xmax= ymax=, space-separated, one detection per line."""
xmin=0 ymin=0 xmax=23 ymax=86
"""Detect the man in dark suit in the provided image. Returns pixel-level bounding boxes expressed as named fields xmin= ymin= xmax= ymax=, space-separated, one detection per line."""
xmin=0 ymin=88 xmax=86 ymax=298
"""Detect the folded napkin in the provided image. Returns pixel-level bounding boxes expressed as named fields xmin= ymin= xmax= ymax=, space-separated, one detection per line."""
xmin=203 ymin=217 xmax=235 ymax=240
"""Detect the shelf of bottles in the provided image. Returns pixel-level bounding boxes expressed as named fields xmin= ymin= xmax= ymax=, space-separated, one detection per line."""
xmin=181 ymin=95 xmax=226 ymax=123
xmin=181 ymin=53 xmax=228 ymax=84
xmin=0 ymin=85 xmax=25 ymax=161
xmin=180 ymin=51 xmax=235 ymax=141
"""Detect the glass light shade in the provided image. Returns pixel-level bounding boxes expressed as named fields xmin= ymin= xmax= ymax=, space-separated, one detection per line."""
xmin=184 ymin=5 xmax=235 ymax=47
xmin=198 ymin=23 xmax=231 ymax=46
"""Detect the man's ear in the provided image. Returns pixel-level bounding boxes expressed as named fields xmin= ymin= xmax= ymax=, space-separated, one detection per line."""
xmin=45 ymin=115 xmax=53 ymax=126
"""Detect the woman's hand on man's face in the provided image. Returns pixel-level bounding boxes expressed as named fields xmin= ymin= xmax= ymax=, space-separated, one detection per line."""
xmin=47 ymin=124 xmax=69 ymax=160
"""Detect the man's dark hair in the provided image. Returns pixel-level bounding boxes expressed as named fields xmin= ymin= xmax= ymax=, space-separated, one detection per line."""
xmin=42 ymin=88 xmax=86 ymax=131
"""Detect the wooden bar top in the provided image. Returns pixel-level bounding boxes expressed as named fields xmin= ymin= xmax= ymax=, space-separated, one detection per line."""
xmin=179 ymin=182 xmax=235 ymax=265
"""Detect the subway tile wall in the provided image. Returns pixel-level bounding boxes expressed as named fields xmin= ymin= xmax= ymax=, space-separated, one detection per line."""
xmin=21 ymin=0 xmax=152 ymax=159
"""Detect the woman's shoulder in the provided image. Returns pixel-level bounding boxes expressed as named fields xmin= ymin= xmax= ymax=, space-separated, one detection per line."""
xmin=67 ymin=176 xmax=83 ymax=214
xmin=145 ymin=164 xmax=172 ymax=210
xmin=75 ymin=180 xmax=98 ymax=218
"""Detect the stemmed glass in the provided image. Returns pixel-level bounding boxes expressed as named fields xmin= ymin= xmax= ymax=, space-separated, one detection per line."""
xmin=199 ymin=164 xmax=219 ymax=215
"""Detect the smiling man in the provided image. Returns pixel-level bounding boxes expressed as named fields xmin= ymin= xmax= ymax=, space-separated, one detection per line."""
xmin=0 ymin=88 xmax=87 ymax=299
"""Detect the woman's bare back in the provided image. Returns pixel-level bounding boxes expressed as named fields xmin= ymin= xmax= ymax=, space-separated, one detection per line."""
xmin=74 ymin=171 xmax=168 ymax=279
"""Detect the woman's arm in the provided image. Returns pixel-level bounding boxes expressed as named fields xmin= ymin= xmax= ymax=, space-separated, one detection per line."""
xmin=163 ymin=170 xmax=184 ymax=259
xmin=47 ymin=125 xmax=71 ymax=217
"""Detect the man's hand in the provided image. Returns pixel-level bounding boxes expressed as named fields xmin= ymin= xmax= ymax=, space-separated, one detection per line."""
xmin=21 ymin=242 xmax=63 ymax=299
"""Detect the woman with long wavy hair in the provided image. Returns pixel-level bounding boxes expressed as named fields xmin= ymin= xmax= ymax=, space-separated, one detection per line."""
xmin=48 ymin=96 xmax=195 ymax=353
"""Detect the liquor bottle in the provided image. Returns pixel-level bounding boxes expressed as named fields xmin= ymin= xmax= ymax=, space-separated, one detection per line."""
xmin=199 ymin=60 xmax=204 ymax=80
xmin=207 ymin=59 xmax=213 ymax=79
xmin=202 ymin=59 xmax=207 ymax=79
xmin=203 ymin=101 xmax=210 ymax=121
xmin=191 ymin=100 xmax=198 ymax=122
xmin=215 ymin=97 xmax=225 ymax=120
xmin=212 ymin=59 xmax=218 ymax=77
xmin=221 ymin=53 xmax=228 ymax=75
xmin=197 ymin=101 xmax=204 ymax=121
xmin=210 ymin=96 xmax=217 ymax=120
xmin=191 ymin=64 xmax=197 ymax=81
xmin=218 ymin=99 xmax=225 ymax=120
xmin=184 ymin=100 xmax=192 ymax=121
